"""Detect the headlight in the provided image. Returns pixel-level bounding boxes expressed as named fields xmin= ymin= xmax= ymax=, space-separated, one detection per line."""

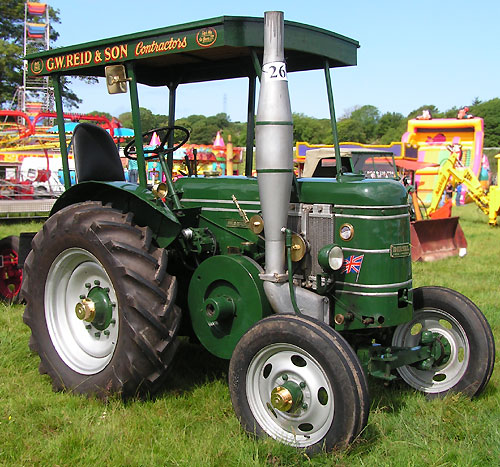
xmin=318 ymin=245 xmax=344 ymax=272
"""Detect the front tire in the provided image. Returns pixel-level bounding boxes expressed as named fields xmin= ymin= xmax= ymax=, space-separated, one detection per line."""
xmin=392 ymin=286 xmax=495 ymax=398
xmin=229 ymin=314 xmax=369 ymax=453
xmin=22 ymin=201 xmax=181 ymax=398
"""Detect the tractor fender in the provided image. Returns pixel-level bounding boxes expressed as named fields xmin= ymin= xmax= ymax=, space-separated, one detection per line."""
xmin=50 ymin=181 xmax=182 ymax=248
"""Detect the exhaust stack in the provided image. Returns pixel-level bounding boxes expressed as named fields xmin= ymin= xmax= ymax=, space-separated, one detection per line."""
xmin=256 ymin=11 xmax=293 ymax=281
xmin=255 ymin=12 xmax=329 ymax=322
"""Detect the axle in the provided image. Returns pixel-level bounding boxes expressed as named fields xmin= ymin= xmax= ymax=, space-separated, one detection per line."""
xmin=357 ymin=330 xmax=451 ymax=381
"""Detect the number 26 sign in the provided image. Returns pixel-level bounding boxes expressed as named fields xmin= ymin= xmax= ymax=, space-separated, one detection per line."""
xmin=262 ymin=61 xmax=288 ymax=81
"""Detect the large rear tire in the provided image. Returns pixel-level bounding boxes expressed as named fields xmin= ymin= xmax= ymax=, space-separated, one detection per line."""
xmin=22 ymin=201 xmax=181 ymax=398
xmin=229 ymin=314 xmax=369 ymax=453
xmin=392 ymin=286 xmax=495 ymax=398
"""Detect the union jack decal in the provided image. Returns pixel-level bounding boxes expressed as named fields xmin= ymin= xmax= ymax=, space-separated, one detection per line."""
xmin=342 ymin=254 xmax=364 ymax=281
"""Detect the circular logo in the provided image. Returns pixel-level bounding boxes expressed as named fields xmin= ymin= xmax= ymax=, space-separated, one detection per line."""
xmin=30 ymin=58 xmax=44 ymax=75
xmin=196 ymin=27 xmax=217 ymax=48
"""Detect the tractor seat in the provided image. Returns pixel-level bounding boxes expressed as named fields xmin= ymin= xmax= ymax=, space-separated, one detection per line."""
xmin=72 ymin=123 xmax=125 ymax=182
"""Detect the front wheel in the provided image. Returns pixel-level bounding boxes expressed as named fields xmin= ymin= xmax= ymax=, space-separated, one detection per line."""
xmin=392 ymin=286 xmax=495 ymax=398
xmin=229 ymin=315 xmax=369 ymax=453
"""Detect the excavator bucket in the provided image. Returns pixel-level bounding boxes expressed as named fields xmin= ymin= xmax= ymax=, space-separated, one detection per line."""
xmin=410 ymin=216 xmax=467 ymax=262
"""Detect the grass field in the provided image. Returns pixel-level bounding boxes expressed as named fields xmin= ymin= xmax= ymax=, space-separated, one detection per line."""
xmin=0 ymin=204 xmax=498 ymax=466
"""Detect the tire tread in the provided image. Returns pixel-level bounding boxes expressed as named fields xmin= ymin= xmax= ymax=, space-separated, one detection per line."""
xmin=22 ymin=201 xmax=181 ymax=398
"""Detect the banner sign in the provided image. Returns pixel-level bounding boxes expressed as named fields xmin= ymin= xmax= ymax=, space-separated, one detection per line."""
xmin=28 ymin=26 xmax=221 ymax=76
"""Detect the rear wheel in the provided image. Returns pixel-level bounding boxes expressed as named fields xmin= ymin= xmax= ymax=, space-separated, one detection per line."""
xmin=22 ymin=201 xmax=181 ymax=398
xmin=229 ymin=314 xmax=369 ymax=453
xmin=0 ymin=235 xmax=22 ymax=303
xmin=392 ymin=286 xmax=495 ymax=398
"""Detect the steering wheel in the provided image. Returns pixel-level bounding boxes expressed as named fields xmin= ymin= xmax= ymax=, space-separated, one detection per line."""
xmin=124 ymin=126 xmax=190 ymax=161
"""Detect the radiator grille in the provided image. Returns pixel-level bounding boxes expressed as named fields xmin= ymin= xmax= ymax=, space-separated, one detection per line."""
xmin=288 ymin=204 xmax=335 ymax=277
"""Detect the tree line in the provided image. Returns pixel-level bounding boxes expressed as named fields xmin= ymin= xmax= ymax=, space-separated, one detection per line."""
xmin=116 ymin=110 xmax=248 ymax=147
xmin=114 ymin=98 xmax=500 ymax=148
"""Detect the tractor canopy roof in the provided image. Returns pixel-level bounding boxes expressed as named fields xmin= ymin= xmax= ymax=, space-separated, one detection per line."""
xmin=26 ymin=15 xmax=359 ymax=84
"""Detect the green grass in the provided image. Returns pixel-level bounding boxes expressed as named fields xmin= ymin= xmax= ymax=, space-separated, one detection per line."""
xmin=0 ymin=205 xmax=499 ymax=466
xmin=0 ymin=221 xmax=43 ymax=240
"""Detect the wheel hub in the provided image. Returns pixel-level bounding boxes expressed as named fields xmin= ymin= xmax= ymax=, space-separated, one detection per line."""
xmin=75 ymin=282 xmax=115 ymax=331
xmin=204 ymin=296 xmax=235 ymax=323
xmin=415 ymin=331 xmax=452 ymax=371
xmin=75 ymin=298 xmax=95 ymax=321
xmin=270 ymin=380 xmax=304 ymax=412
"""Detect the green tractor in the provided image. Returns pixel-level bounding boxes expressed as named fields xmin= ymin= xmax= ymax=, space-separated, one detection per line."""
xmin=21 ymin=12 xmax=494 ymax=453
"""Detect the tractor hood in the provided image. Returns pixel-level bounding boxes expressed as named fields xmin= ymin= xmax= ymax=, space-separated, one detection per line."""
xmin=298 ymin=177 xmax=409 ymax=207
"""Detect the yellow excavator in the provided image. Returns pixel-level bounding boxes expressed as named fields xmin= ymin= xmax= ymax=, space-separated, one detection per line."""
xmin=425 ymin=144 xmax=500 ymax=226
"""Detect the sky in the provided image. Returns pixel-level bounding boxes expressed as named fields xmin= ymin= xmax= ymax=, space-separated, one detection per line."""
xmin=43 ymin=0 xmax=500 ymax=123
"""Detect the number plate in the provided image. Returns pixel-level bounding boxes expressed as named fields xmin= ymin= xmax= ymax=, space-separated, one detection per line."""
xmin=390 ymin=243 xmax=411 ymax=258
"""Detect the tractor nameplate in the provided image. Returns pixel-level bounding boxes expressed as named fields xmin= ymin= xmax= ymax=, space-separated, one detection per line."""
xmin=226 ymin=219 xmax=248 ymax=229
xmin=390 ymin=243 xmax=411 ymax=258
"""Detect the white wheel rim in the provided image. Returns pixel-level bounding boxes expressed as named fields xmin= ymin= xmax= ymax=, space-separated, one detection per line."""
xmin=45 ymin=248 xmax=119 ymax=374
xmin=392 ymin=309 xmax=469 ymax=393
xmin=246 ymin=343 xmax=334 ymax=448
